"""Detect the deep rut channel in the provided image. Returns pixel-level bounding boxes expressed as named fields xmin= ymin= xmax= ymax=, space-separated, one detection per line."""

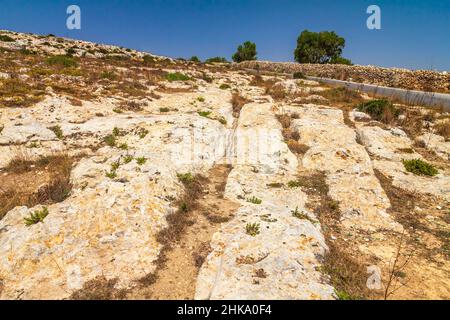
xmin=128 ymin=165 xmax=239 ymax=300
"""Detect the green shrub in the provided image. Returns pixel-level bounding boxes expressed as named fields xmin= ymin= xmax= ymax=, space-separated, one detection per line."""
xmin=119 ymin=143 xmax=128 ymax=150
xmin=197 ymin=96 xmax=205 ymax=102
xmin=293 ymin=72 xmax=306 ymax=80
xmin=143 ymin=55 xmax=156 ymax=64
xmin=247 ymin=196 xmax=262 ymax=205
xmin=46 ymin=55 xmax=78 ymax=68
xmin=219 ymin=84 xmax=231 ymax=90
xmin=24 ymin=207 xmax=49 ymax=226
xmin=335 ymin=290 xmax=359 ymax=300
xmin=177 ymin=172 xmax=194 ymax=184
xmin=49 ymin=125 xmax=64 ymax=139
xmin=189 ymin=56 xmax=200 ymax=63
xmin=66 ymin=48 xmax=77 ymax=56
xmin=166 ymin=72 xmax=190 ymax=82
xmin=104 ymin=134 xmax=116 ymax=147
xmin=402 ymin=159 xmax=438 ymax=176
xmin=357 ymin=99 xmax=400 ymax=122
xmin=159 ymin=107 xmax=170 ymax=113
xmin=205 ymin=57 xmax=228 ymax=64
xmin=246 ymin=223 xmax=260 ymax=236
xmin=0 ymin=34 xmax=15 ymax=42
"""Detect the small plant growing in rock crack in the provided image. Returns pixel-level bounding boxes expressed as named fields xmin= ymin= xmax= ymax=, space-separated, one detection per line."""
xmin=136 ymin=157 xmax=147 ymax=165
xmin=49 ymin=125 xmax=64 ymax=140
xmin=197 ymin=96 xmax=205 ymax=102
xmin=113 ymin=127 xmax=124 ymax=136
xmin=288 ymin=180 xmax=302 ymax=188
xmin=217 ymin=117 xmax=227 ymax=125
xmin=402 ymin=159 xmax=438 ymax=176
xmin=198 ymin=111 xmax=211 ymax=118
xmin=247 ymin=196 xmax=262 ymax=205
xmin=111 ymin=160 xmax=121 ymax=171
xmin=291 ymin=207 xmax=317 ymax=224
xmin=123 ymin=155 xmax=134 ymax=164
xmin=177 ymin=172 xmax=194 ymax=184
xmin=24 ymin=207 xmax=49 ymax=226
xmin=105 ymin=170 xmax=117 ymax=179
xmin=137 ymin=128 xmax=149 ymax=139
xmin=159 ymin=107 xmax=170 ymax=113
xmin=119 ymin=143 xmax=128 ymax=150
xmin=179 ymin=202 xmax=189 ymax=212
xmin=104 ymin=134 xmax=116 ymax=147
xmin=246 ymin=223 xmax=260 ymax=236
xmin=219 ymin=84 xmax=231 ymax=90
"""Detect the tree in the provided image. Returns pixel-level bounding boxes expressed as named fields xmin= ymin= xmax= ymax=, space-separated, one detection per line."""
xmin=232 ymin=41 xmax=257 ymax=63
xmin=294 ymin=30 xmax=351 ymax=65
xmin=189 ymin=56 xmax=200 ymax=63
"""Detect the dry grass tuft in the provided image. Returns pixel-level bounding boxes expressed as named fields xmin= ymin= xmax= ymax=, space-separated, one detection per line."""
xmin=0 ymin=153 xmax=74 ymax=220
xmin=231 ymin=92 xmax=251 ymax=117
xmin=70 ymin=276 xmax=128 ymax=300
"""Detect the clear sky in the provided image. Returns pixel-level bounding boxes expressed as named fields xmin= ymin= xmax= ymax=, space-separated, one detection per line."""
xmin=0 ymin=0 xmax=449 ymax=71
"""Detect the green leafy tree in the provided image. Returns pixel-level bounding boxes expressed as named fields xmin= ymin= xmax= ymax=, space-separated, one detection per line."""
xmin=232 ymin=41 xmax=257 ymax=63
xmin=294 ymin=30 xmax=351 ymax=65
xmin=189 ymin=56 xmax=200 ymax=63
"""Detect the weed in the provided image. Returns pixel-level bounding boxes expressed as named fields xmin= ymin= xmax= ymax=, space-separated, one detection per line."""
xmin=177 ymin=172 xmax=194 ymax=184
xmin=217 ymin=117 xmax=227 ymax=125
xmin=166 ymin=72 xmax=190 ymax=82
xmin=247 ymin=196 xmax=262 ymax=205
xmin=219 ymin=84 xmax=231 ymax=90
xmin=288 ymin=180 xmax=302 ymax=188
xmin=105 ymin=170 xmax=117 ymax=179
xmin=293 ymin=72 xmax=306 ymax=80
xmin=159 ymin=107 xmax=170 ymax=113
xmin=357 ymin=99 xmax=400 ymax=124
xmin=123 ymin=155 xmax=134 ymax=164
xmin=198 ymin=111 xmax=211 ymax=118
xmin=111 ymin=161 xmax=121 ymax=171
xmin=136 ymin=157 xmax=146 ymax=165
xmin=246 ymin=223 xmax=260 ymax=236
xmin=49 ymin=125 xmax=64 ymax=140
xmin=267 ymin=182 xmax=284 ymax=188
xmin=104 ymin=134 xmax=116 ymax=147
xmin=291 ymin=207 xmax=317 ymax=223
xmin=24 ymin=207 xmax=49 ymax=226
xmin=137 ymin=128 xmax=149 ymax=139
xmin=402 ymin=159 xmax=438 ymax=176
xmin=197 ymin=96 xmax=205 ymax=102
xmin=119 ymin=143 xmax=128 ymax=151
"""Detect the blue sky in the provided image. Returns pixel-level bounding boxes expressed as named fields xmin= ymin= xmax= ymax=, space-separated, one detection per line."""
xmin=1 ymin=0 xmax=449 ymax=70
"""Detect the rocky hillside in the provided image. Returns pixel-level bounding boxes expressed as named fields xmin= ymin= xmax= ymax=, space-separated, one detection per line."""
xmin=0 ymin=30 xmax=449 ymax=300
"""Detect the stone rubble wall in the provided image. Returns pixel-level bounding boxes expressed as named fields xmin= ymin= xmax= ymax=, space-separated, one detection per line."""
xmin=239 ymin=61 xmax=450 ymax=94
